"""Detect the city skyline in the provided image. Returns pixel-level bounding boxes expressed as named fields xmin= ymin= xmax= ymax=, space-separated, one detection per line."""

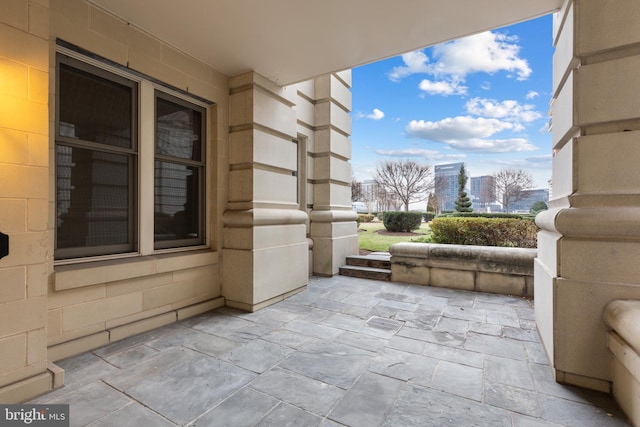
xmin=357 ymin=160 xmax=548 ymax=212
xmin=350 ymin=15 xmax=553 ymax=192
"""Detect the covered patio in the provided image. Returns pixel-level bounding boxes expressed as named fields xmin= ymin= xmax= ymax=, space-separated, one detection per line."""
xmin=32 ymin=275 xmax=629 ymax=426
xmin=2 ymin=0 xmax=640 ymax=424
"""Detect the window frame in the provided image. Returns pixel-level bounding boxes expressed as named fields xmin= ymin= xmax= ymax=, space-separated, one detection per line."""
xmin=54 ymin=44 xmax=212 ymax=265
xmin=153 ymin=90 xmax=207 ymax=250
xmin=54 ymin=54 xmax=139 ymax=260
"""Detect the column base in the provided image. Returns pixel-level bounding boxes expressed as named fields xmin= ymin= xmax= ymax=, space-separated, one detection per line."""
xmin=309 ymin=210 xmax=358 ymax=276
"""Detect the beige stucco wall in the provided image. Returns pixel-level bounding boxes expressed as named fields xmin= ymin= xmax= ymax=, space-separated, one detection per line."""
xmin=223 ymin=72 xmax=308 ymax=311
xmin=222 ymin=70 xmax=358 ymax=310
xmin=537 ymin=0 xmax=640 ymax=392
xmin=0 ymin=0 xmax=354 ymax=402
xmin=0 ymin=0 xmax=51 ymax=403
xmin=44 ymin=0 xmax=229 ymax=361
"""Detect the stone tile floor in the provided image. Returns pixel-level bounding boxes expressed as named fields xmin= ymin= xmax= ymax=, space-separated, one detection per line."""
xmin=32 ymin=275 xmax=631 ymax=426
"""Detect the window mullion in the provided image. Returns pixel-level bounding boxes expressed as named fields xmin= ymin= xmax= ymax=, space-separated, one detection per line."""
xmin=139 ymin=80 xmax=155 ymax=256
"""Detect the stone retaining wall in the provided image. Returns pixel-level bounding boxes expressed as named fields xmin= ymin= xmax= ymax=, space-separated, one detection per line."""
xmin=389 ymin=242 xmax=536 ymax=298
xmin=604 ymin=300 xmax=640 ymax=426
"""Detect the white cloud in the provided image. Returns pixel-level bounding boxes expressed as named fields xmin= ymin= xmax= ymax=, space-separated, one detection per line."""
xmin=374 ymin=148 xmax=466 ymax=162
xmin=539 ymin=119 xmax=552 ymax=133
xmin=492 ymin=154 xmax=552 ymax=169
xmin=407 ymin=116 xmax=514 ymax=140
xmin=405 ymin=116 xmax=537 ymax=153
xmin=366 ymin=108 xmax=385 ymax=120
xmin=430 ymin=32 xmax=531 ymax=80
xmin=351 ymin=165 xmax=378 ymax=182
xmin=465 ymin=98 xmax=542 ymax=123
xmin=473 ymin=156 xmax=552 ymax=188
xmin=388 ymin=50 xmax=431 ymax=81
xmin=355 ymin=108 xmax=385 ymax=120
xmin=526 ymin=90 xmax=539 ymax=99
xmin=418 ymin=79 xmax=467 ymax=96
xmin=525 ymin=154 xmax=552 ymax=164
xmin=448 ymin=138 xmax=536 ymax=152
xmin=388 ymin=31 xmax=531 ymax=85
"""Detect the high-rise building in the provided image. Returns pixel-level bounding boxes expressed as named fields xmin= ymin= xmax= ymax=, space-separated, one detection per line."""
xmin=470 ymin=175 xmax=496 ymax=211
xmin=509 ymin=188 xmax=550 ymax=213
xmin=360 ymin=179 xmax=378 ymax=212
xmin=434 ymin=162 xmax=466 ymax=212
xmin=359 ymin=179 xmax=402 ymax=212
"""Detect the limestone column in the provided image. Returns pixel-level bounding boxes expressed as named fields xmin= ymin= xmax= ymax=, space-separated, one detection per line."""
xmin=0 ymin=0 xmax=57 ymax=401
xmin=223 ymin=72 xmax=308 ymax=311
xmin=309 ymin=71 xmax=358 ymax=276
xmin=536 ymin=0 xmax=640 ymax=391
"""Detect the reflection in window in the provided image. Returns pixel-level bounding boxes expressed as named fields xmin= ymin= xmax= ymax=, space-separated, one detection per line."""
xmin=56 ymin=146 xmax=131 ymax=249
xmin=156 ymin=98 xmax=201 ymax=160
xmin=58 ymin=63 xmax=133 ymax=148
xmin=154 ymin=162 xmax=199 ymax=241
xmin=55 ymin=57 xmax=137 ymax=259
xmin=154 ymin=93 xmax=205 ymax=248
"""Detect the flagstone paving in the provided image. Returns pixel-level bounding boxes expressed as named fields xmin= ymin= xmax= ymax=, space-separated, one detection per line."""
xmin=32 ymin=275 xmax=631 ymax=426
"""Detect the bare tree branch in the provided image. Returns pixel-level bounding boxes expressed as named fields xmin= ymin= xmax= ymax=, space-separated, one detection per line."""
xmin=492 ymin=168 xmax=534 ymax=213
xmin=433 ymin=175 xmax=452 ymax=214
xmin=374 ymin=159 xmax=433 ymax=211
xmin=351 ymin=176 xmax=362 ymax=202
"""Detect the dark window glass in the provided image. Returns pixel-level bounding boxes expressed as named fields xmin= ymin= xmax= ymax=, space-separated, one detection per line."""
xmin=56 ymin=146 xmax=131 ymax=250
xmin=154 ymin=93 xmax=205 ymax=248
xmin=58 ymin=63 xmax=133 ymax=148
xmin=154 ymin=162 xmax=200 ymax=242
xmin=156 ymin=97 xmax=202 ymax=161
xmin=55 ymin=56 xmax=137 ymax=260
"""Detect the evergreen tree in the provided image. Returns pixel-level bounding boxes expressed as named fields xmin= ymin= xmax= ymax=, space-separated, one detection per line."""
xmin=529 ymin=200 xmax=548 ymax=215
xmin=454 ymin=165 xmax=473 ymax=213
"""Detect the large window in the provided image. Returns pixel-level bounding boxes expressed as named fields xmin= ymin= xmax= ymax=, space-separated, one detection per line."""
xmin=154 ymin=93 xmax=205 ymax=249
xmin=55 ymin=57 xmax=137 ymax=259
xmin=55 ymin=50 xmax=208 ymax=261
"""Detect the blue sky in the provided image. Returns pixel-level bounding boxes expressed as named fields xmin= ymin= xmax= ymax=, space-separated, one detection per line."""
xmin=350 ymin=14 xmax=553 ymax=190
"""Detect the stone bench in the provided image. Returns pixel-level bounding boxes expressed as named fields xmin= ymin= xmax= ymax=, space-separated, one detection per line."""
xmin=603 ymin=300 xmax=640 ymax=426
xmin=389 ymin=242 xmax=536 ymax=297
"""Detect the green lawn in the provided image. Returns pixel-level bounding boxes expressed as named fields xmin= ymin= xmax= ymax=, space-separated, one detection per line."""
xmin=357 ymin=221 xmax=431 ymax=252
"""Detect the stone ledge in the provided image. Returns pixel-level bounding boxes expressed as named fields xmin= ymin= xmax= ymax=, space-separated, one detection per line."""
xmin=604 ymin=299 xmax=640 ymax=355
xmin=223 ymin=208 xmax=309 ymax=227
xmin=536 ymin=206 xmax=640 ymax=239
xmin=54 ymin=250 xmax=218 ymax=291
xmin=389 ymin=242 xmax=536 ymax=297
xmin=309 ymin=209 xmax=358 ymax=223
xmin=604 ymin=299 xmax=640 ymax=427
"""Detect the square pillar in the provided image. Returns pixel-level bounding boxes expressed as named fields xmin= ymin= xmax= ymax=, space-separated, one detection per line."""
xmin=309 ymin=72 xmax=358 ymax=276
xmin=537 ymin=0 xmax=640 ymax=392
xmin=223 ymin=72 xmax=309 ymax=311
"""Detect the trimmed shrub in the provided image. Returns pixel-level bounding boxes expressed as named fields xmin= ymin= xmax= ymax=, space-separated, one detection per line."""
xmin=430 ymin=217 xmax=538 ymax=248
xmin=423 ymin=212 xmax=436 ymax=222
xmin=358 ymin=214 xmax=374 ymax=223
xmin=382 ymin=211 xmax=423 ymax=232
xmin=449 ymin=212 xmax=526 ymax=219
xmin=530 ymin=201 xmax=548 ymax=215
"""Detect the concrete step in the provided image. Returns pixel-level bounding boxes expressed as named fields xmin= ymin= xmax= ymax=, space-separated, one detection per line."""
xmin=339 ymin=265 xmax=391 ymax=281
xmin=345 ymin=254 xmax=391 ymax=270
